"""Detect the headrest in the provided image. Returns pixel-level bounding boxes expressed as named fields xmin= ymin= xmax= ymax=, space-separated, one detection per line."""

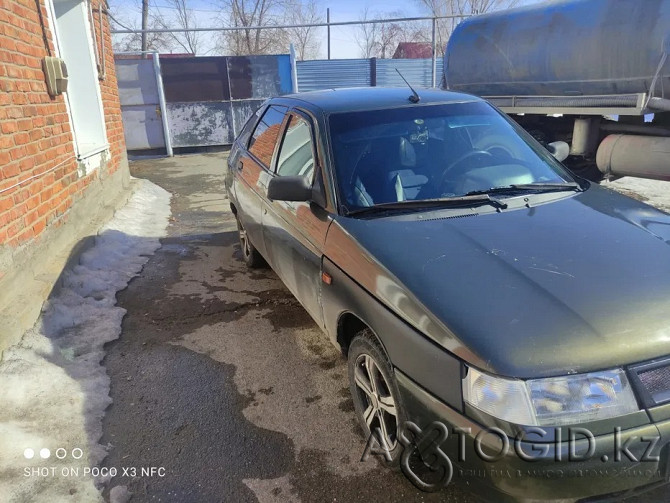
xmin=399 ymin=137 xmax=416 ymax=168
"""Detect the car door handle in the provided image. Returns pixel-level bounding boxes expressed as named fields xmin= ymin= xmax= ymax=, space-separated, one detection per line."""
xmin=263 ymin=208 xmax=267 ymax=215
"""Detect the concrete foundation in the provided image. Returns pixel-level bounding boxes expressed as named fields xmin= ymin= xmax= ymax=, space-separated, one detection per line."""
xmin=0 ymin=155 xmax=133 ymax=356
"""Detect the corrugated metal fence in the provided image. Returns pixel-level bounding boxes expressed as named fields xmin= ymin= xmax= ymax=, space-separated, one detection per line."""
xmin=377 ymin=59 xmax=442 ymax=87
xmin=297 ymin=58 xmax=443 ymax=92
xmin=297 ymin=59 xmax=371 ymax=91
xmin=116 ymin=54 xmax=444 ymax=151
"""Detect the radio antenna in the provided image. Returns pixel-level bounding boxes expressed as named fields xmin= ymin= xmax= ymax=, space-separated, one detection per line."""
xmin=396 ymin=69 xmax=420 ymax=103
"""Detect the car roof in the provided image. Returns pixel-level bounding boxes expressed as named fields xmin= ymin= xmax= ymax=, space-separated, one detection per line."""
xmin=273 ymin=87 xmax=482 ymax=114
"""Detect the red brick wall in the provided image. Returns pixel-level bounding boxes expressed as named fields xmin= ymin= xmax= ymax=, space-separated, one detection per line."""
xmin=0 ymin=0 xmax=126 ymax=248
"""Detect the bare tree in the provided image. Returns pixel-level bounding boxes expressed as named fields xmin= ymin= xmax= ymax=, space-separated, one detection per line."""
xmin=354 ymin=7 xmax=380 ymax=58
xmin=282 ymin=0 xmax=322 ymax=60
xmin=415 ymin=0 xmax=520 ymax=56
xmin=355 ymin=9 xmax=429 ymax=59
xmin=216 ymin=0 xmax=286 ymax=55
xmin=109 ymin=1 xmax=175 ymax=53
xmin=452 ymin=0 xmax=520 ymax=15
xmin=155 ymin=0 xmax=203 ymax=54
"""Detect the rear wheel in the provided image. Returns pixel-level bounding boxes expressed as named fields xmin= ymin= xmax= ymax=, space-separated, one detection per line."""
xmin=348 ymin=329 xmax=406 ymax=465
xmin=236 ymin=216 xmax=264 ymax=268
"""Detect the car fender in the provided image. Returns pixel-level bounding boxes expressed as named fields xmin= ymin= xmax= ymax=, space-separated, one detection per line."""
xmin=321 ymin=256 xmax=464 ymax=412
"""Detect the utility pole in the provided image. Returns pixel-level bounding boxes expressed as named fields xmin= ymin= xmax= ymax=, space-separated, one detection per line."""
xmin=141 ymin=0 xmax=149 ymax=54
xmin=431 ymin=17 xmax=437 ymax=87
xmin=327 ymin=8 xmax=330 ymax=60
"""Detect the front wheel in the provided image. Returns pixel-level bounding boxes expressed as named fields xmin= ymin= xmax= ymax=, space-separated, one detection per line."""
xmin=348 ymin=329 xmax=406 ymax=466
xmin=236 ymin=216 xmax=264 ymax=268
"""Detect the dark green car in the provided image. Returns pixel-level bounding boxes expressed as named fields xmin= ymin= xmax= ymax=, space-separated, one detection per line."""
xmin=225 ymin=87 xmax=670 ymax=502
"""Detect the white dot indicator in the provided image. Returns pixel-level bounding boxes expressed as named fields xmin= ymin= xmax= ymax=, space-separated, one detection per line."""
xmin=24 ymin=448 xmax=35 ymax=459
xmin=40 ymin=448 xmax=51 ymax=459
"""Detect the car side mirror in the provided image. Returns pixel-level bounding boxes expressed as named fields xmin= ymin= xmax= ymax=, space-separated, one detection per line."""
xmin=267 ymin=175 xmax=312 ymax=202
xmin=547 ymin=141 xmax=570 ymax=162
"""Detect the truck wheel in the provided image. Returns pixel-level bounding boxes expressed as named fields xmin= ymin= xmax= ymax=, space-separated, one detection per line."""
xmin=348 ymin=329 xmax=406 ymax=466
xmin=236 ymin=217 xmax=264 ymax=268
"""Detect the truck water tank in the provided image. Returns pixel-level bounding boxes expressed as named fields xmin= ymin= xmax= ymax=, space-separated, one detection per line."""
xmin=445 ymin=0 xmax=670 ymax=97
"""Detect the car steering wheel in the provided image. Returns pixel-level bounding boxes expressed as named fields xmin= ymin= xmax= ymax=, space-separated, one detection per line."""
xmin=438 ymin=150 xmax=494 ymax=193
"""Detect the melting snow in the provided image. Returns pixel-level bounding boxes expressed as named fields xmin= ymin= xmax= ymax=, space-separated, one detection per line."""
xmin=0 ymin=179 xmax=170 ymax=502
xmin=607 ymin=177 xmax=670 ymax=214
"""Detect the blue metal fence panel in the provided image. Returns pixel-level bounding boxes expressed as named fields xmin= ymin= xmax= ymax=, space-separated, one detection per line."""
xmin=297 ymin=59 xmax=371 ymax=92
xmin=296 ymin=58 xmax=441 ymax=92
xmin=376 ymin=58 xmax=442 ymax=88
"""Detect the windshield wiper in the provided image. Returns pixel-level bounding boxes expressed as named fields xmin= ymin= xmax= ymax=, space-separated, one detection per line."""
xmin=465 ymin=182 xmax=583 ymax=197
xmin=345 ymin=194 xmax=508 ymax=217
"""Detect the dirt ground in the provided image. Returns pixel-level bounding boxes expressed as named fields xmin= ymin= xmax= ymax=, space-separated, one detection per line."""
xmin=100 ymin=152 xmax=473 ymax=503
xmin=100 ymin=151 xmax=670 ymax=503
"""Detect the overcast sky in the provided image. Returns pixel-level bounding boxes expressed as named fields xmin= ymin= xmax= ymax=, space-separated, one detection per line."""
xmin=110 ymin=0 xmax=545 ymax=59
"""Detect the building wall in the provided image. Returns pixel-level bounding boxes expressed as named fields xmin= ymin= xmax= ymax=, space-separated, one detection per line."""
xmin=0 ymin=0 xmax=132 ymax=353
xmin=0 ymin=0 xmax=126 ymax=254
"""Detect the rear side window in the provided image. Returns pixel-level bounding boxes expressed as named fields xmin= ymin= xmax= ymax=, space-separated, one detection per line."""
xmin=275 ymin=114 xmax=315 ymax=179
xmin=248 ymin=105 xmax=287 ymax=167
xmin=237 ymin=106 xmax=264 ymax=147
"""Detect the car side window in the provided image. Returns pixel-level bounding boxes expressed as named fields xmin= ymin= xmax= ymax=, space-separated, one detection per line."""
xmin=238 ymin=106 xmax=264 ymax=147
xmin=275 ymin=114 xmax=315 ymax=180
xmin=248 ymin=105 xmax=287 ymax=167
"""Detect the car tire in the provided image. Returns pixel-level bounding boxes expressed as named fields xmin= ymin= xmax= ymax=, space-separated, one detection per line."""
xmin=236 ymin=216 xmax=264 ymax=268
xmin=348 ymin=328 xmax=407 ymax=466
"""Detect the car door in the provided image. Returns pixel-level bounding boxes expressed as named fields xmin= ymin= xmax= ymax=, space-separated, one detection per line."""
xmin=233 ymin=105 xmax=288 ymax=260
xmin=262 ymin=110 xmax=333 ymax=328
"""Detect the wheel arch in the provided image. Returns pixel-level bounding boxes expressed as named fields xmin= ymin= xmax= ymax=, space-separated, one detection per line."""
xmin=336 ymin=311 xmax=391 ymax=363
xmin=322 ymin=257 xmax=464 ymax=410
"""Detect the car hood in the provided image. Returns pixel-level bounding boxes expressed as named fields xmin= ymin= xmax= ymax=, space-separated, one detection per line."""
xmin=330 ymin=186 xmax=670 ymax=378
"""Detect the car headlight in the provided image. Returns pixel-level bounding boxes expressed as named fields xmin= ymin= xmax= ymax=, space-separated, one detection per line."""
xmin=463 ymin=367 xmax=639 ymax=426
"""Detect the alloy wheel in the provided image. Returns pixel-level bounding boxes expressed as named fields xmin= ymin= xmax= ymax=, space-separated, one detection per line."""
xmin=353 ymin=353 xmax=398 ymax=450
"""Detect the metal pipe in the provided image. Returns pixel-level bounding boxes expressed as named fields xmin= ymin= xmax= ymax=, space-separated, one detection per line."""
xmin=431 ymin=17 xmax=437 ymax=88
xmin=370 ymin=57 xmax=376 ymax=86
xmin=111 ymin=14 xmax=466 ymax=34
xmin=152 ymin=52 xmax=173 ymax=157
xmin=141 ymin=0 xmax=148 ymax=52
xmin=600 ymin=123 xmax=670 ymax=137
xmin=98 ymin=4 xmax=106 ymax=79
xmin=571 ymin=117 xmax=600 ymax=156
xmin=88 ymin=0 xmax=101 ymax=75
xmin=113 ymin=50 xmax=158 ymax=55
xmin=327 ymin=8 xmax=330 ymax=60
xmin=289 ymin=43 xmax=298 ymax=92
xmin=648 ymin=97 xmax=670 ymax=112
xmin=596 ymin=134 xmax=670 ymax=180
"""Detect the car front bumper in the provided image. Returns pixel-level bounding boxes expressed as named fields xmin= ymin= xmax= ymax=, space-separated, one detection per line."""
xmin=395 ymin=369 xmax=670 ymax=503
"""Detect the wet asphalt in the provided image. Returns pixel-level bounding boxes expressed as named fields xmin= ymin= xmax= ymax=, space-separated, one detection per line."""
xmin=99 ymin=152 xmax=668 ymax=503
xmin=100 ymin=152 xmax=472 ymax=503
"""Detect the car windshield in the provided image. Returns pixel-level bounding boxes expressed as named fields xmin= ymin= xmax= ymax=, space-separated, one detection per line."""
xmin=328 ymin=101 xmax=576 ymax=213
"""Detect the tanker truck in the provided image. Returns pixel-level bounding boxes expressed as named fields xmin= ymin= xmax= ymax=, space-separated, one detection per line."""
xmin=443 ymin=0 xmax=670 ymax=182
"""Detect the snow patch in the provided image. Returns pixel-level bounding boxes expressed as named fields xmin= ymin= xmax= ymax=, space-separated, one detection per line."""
xmin=0 ymin=179 xmax=170 ymax=503
xmin=109 ymin=485 xmax=131 ymax=503
xmin=607 ymin=177 xmax=670 ymax=213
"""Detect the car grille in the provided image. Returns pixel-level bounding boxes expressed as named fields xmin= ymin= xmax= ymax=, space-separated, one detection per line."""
xmin=629 ymin=358 xmax=670 ymax=407
xmin=638 ymin=365 xmax=670 ymax=396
